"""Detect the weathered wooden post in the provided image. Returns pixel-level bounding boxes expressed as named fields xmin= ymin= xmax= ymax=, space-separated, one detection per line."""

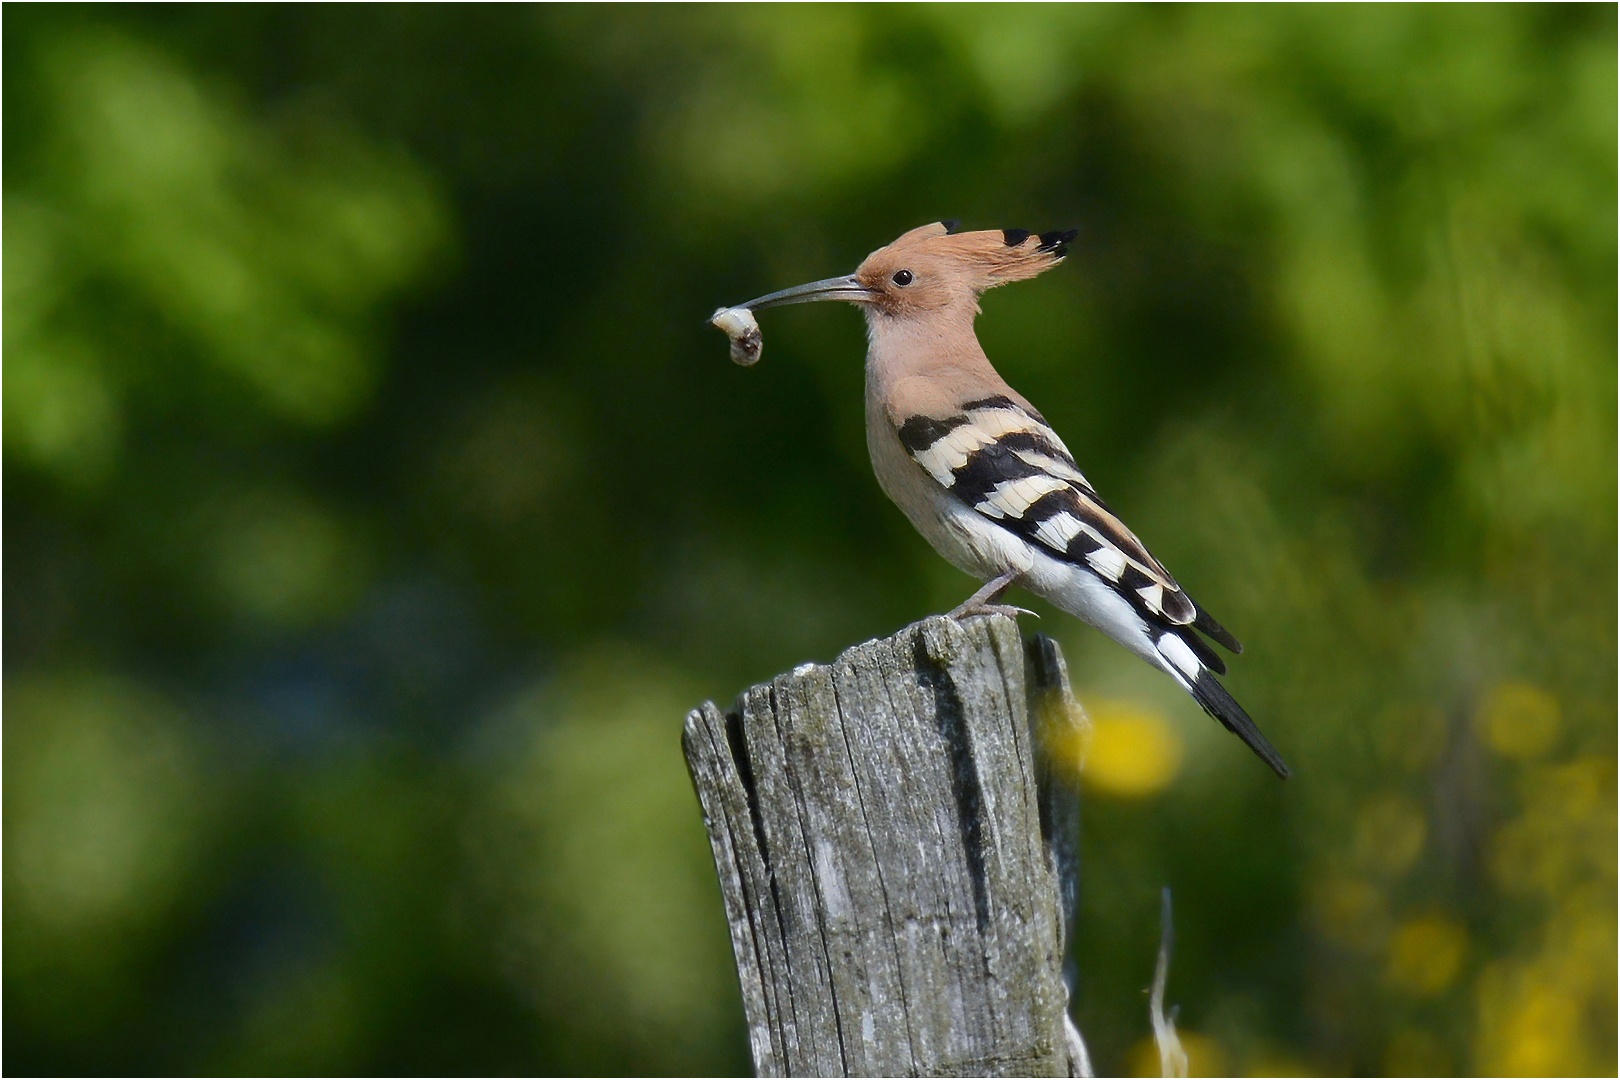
xmin=683 ymin=613 xmax=1090 ymax=1077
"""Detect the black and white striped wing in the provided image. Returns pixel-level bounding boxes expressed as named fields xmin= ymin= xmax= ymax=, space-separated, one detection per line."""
xmin=896 ymin=394 xmax=1288 ymax=779
xmin=896 ymin=395 xmax=1241 ymax=666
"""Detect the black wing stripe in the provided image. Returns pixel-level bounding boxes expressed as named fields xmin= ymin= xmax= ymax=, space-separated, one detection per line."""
xmin=989 ymin=429 xmax=1067 ymax=458
xmin=949 ymin=440 xmax=1045 ymax=505
xmin=897 ymin=413 xmax=971 ymax=453
xmin=1067 ymin=529 xmax=1103 ymax=558
xmin=961 ymin=394 xmax=1019 ymax=412
xmin=962 ymin=394 xmax=1047 ymax=425
xmin=1019 ymin=488 xmax=1072 ymax=525
xmin=1119 ymin=564 xmax=1155 ymax=594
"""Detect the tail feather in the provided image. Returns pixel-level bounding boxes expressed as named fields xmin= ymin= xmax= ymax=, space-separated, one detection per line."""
xmin=1192 ymin=605 xmax=1242 ymax=654
xmin=1175 ymin=625 xmax=1227 ymax=676
xmin=1188 ymin=670 xmax=1289 ymax=779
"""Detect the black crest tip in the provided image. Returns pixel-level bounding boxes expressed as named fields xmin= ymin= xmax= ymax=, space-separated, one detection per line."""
xmin=1002 ymin=228 xmax=1032 ymax=247
xmin=1037 ymin=227 xmax=1080 ymax=252
xmin=940 ymin=219 xmax=961 ymax=234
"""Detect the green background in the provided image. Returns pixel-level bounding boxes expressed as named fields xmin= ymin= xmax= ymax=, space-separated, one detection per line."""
xmin=5 ymin=5 xmax=1614 ymax=1075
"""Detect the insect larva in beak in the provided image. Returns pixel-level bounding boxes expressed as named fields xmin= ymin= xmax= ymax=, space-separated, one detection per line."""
xmin=710 ymin=306 xmax=762 ymax=367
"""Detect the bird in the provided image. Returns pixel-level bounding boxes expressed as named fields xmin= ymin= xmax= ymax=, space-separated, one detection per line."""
xmin=717 ymin=221 xmax=1289 ymax=778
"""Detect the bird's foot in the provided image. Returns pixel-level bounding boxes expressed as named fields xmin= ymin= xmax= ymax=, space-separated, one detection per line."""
xmin=948 ymin=601 xmax=1038 ymax=621
xmin=947 ymin=571 xmax=1030 ymax=621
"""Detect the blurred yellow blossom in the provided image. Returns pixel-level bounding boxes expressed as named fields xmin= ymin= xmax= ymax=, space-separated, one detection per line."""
xmin=1489 ymin=755 xmax=1616 ymax=897
xmin=1385 ymin=914 xmax=1468 ymax=995
xmin=1476 ymin=681 xmax=1563 ymax=761
xmin=1351 ymin=793 xmax=1427 ymax=878
xmin=1079 ymin=700 xmax=1184 ymax=798
xmin=1477 ymin=967 xmax=1587 ymax=1076
xmin=1474 ymin=877 xmax=1616 ymax=1074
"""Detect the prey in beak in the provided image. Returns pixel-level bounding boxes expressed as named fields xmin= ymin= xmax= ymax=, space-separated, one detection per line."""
xmin=710 ymin=275 xmax=873 ymax=366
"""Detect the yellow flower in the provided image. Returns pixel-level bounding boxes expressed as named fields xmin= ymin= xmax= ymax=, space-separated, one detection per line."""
xmin=1476 ymin=681 xmax=1561 ymax=761
xmin=1080 ymin=701 xmax=1183 ymax=797
xmin=1385 ymin=914 xmax=1468 ymax=995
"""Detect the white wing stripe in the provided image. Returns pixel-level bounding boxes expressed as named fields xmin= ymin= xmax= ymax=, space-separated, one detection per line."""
xmin=963 ymin=402 xmax=1076 ymax=458
xmin=1157 ymin=633 xmax=1203 ymax=679
xmin=1034 ymin=510 xmax=1085 ymax=552
xmin=913 ymin=440 xmax=969 ymax=486
xmin=1010 ymin=447 xmax=1092 ymax=489
xmin=960 ymin=407 xmax=1041 ymax=441
xmin=913 ymin=420 xmax=1030 ymax=485
xmin=1085 ymin=545 xmax=1127 ymax=581
xmin=974 ymin=474 xmax=1069 ymax=520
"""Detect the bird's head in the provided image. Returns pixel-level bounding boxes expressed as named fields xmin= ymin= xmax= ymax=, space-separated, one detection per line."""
xmin=854 ymin=222 xmax=1077 ymax=318
xmin=734 ymin=221 xmax=1076 ymax=321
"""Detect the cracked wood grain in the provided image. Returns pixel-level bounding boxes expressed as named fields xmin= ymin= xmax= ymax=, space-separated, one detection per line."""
xmin=683 ymin=614 xmax=1085 ymax=1077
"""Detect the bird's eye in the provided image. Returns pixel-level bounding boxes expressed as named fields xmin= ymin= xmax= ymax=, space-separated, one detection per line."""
xmin=892 ymin=269 xmax=914 ymax=287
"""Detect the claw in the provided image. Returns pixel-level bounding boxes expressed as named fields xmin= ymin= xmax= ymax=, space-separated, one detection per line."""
xmin=948 ymin=570 xmax=1026 ymax=621
xmin=948 ymin=602 xmax=1039 ymax=621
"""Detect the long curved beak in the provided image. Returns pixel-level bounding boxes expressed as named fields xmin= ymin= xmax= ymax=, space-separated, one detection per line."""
xmin=738 ymin=274 xmax=873 ymax=310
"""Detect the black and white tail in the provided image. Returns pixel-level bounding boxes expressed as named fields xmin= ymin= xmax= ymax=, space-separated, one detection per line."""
xmin=1187 ymin=667 xmax=1289 ymax=778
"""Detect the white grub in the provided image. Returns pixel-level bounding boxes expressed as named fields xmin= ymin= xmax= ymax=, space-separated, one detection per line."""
xmin=711 ymin=306 xmax=762 ymax=366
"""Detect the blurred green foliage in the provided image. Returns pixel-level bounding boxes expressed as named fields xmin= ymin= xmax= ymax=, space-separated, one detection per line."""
xmin=4 ymin=5 xmax=1613 ymax=1076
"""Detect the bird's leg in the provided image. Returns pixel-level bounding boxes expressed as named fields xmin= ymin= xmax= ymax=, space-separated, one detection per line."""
xmin=956 ymin=570 xmax=1018 ymax=610
xmin=948 ymin=570 xmax=1037 ymax=620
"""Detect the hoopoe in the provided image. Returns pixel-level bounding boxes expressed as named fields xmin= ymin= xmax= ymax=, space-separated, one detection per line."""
xmin=713 ymin=221 xmax=1288 ymax=778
